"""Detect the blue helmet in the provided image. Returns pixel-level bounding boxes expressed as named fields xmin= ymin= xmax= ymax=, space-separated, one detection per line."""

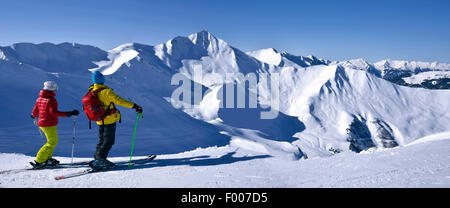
xmin=92 ymin=71 xmax=105 ymax=84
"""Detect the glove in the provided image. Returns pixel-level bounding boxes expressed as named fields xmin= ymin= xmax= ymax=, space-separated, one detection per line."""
xmin=133 ymin=104 xmax=143 ymax=114
xmin=66 ymin=110 xmax=79 ymax=117
xmin=30 ymin=115 xmax=35 ymax=119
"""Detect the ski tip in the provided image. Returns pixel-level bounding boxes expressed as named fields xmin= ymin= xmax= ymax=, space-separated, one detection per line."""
xmin=54 ymin=176 xmax=64 ymax=180
xmin=0 ymin=170 xmax=10 ymax=174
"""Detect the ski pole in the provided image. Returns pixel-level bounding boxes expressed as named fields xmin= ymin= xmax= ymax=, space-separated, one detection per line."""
xmin=128 ymin=112 xmax=143 ymax=168
xmin=34 ymin=118 xmax=45 ymax=144
xmin=71 ymin=116 xmax=77 ymax=165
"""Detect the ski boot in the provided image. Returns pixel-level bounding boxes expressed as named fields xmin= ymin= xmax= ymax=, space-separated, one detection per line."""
xmin=105 ymin=159 xmax=116 ymax=168
xmin=46 ymin=158 xmax=60 ymax=166
xmin=88 ymin=159 xmax=115 ymax=171
xmin=30 ymin=160 xmax=48 ymax=169
xmin=30 ymin=158 xmax=60 ymax=169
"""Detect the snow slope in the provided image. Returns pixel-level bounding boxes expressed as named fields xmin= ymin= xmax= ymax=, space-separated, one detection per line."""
xmin=1 ymin=131 xmax=449 ymax=188
xmin=266 ymin=65 xmax=450 ymax=157
xmin=247 ymin=48 xmax=329 ymax=68
xmin=89 ymin=43 xmax=139 ymax=75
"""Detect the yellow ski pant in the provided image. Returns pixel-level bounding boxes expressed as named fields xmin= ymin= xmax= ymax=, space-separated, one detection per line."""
xmin=35 ymin=126 xmax=58 ymax=163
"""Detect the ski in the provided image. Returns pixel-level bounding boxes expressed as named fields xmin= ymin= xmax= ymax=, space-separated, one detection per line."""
xmin=54 ymin=155 xmax=156 ymax=180
xmin=54 ymin=169 xmax=94 ymax=180
xmin=0 ymin=160 xmax=92 ymax=175
xmin=1 ymin=155 xmax=156 ymax=175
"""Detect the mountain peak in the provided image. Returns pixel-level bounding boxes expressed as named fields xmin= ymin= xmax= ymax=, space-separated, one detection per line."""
xmin=197 ymin=29 xmax=211 ymax=36
xmin=267 ymin=48 xmax=279 ymax=53
xmin=188 ymin=30 xmax=220 ymax=49
xmin=111 ymin=42 xmax=137 ymax=51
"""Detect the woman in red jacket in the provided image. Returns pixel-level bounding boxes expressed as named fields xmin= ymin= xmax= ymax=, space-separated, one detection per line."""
xmin=30 ymin=81 xmax=79 ymax=168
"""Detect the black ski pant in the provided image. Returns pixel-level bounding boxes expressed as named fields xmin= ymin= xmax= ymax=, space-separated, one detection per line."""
xmin=94 ymin=123 xmax=116 ymax=161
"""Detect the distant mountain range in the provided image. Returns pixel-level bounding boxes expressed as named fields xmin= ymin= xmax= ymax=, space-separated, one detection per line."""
xmin=247 ymin=48 xmax=450 ymax=89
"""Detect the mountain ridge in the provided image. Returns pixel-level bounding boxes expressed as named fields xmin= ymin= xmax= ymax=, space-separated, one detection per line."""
xmin=247 ymin=47 xmax=450 ymax=89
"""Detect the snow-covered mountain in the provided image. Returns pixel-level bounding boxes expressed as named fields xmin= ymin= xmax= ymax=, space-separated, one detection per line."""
xmin=0 ymin=30 xmax=449 ymax=161
xmin=1 ymin=30 xmax=449 ymax=187
xmin=247 ymin=48 xmax=450 ymax=89
xmin=336 ymin=59 xmax=450 ymax=89
xmin=0 ymin=39 xmax=231 ymax=157
xmin=0 ymin=42 xmax=107 ymax=73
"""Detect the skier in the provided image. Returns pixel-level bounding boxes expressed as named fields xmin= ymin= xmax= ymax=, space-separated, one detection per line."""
xmin=30 ymin=81 xmax=79 ymax=168
xmin=88 ymin=71 xmax=143 ymax=170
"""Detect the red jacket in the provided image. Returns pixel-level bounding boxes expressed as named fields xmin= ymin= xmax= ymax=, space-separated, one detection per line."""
xmin=32 ymin=90 xmax=67 ymax=127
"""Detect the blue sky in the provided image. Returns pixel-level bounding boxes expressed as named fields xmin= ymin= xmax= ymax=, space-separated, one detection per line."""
xmin=0 ymin=0 xmax=449 ymax=62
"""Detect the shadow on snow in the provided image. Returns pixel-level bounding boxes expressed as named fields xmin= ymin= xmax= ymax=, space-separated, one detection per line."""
xmin=105 ymin=152 xmax=272 ymax=173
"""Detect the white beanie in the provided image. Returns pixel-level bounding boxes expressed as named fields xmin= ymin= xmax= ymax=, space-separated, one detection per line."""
xmin=43 ymin=81 xmax=58 ymax=91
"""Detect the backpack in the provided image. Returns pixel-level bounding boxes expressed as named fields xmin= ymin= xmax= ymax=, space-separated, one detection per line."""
xmin=82 ymin=87 xmax=118 ymax=129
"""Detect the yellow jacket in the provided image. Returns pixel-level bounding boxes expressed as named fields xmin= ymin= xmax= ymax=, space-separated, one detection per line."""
xmin=90 ymin=84 xmax=135 ymax=125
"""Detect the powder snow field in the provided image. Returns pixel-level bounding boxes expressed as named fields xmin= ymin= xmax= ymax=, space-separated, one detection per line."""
xmin=1 ymin=132 xmax=449 ymax=188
